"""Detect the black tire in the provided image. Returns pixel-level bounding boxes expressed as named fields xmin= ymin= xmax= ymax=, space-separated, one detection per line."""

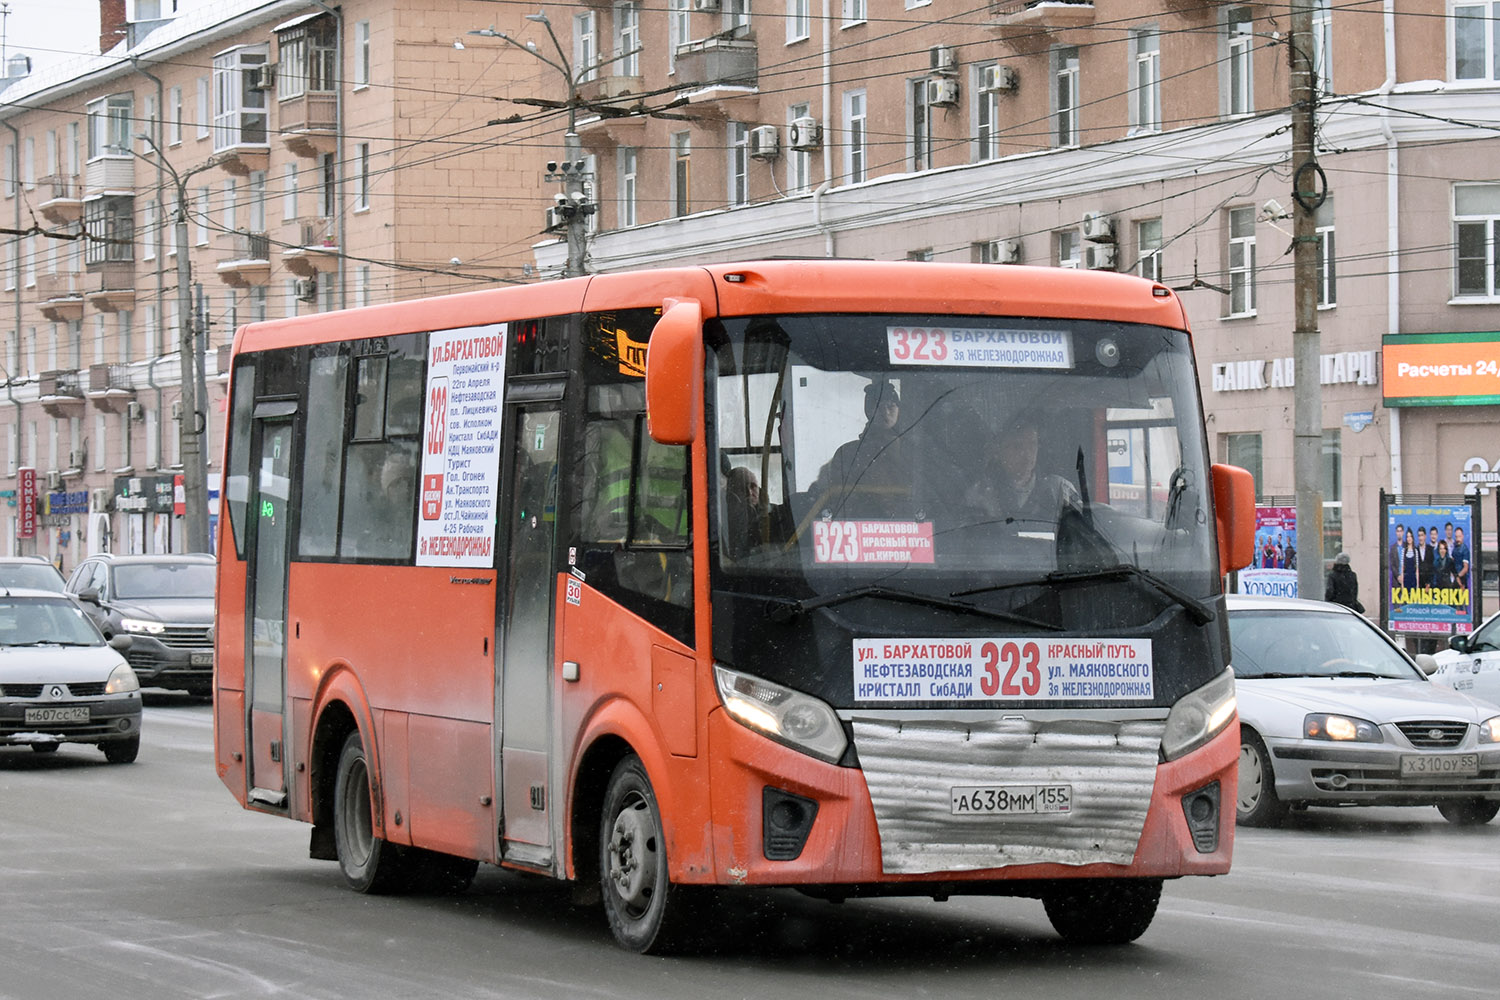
xmin=102 ymin=734 xmax=140 ymax=764
xmin=599 ymin=755 xmax=703 ymax=953
xmin=333 ymin=731 xmax=414 ymax=893
xmin=1043 ymin=878 xmax=1163 ymax=945
xmin=1437 ymin=798 xmax=1500 ymax=826
xmin=30 ymin=742 xmax=59 ymax=754
xmin=409 ymin=849 xmax=479 ymax=894
xmin=1237 ymin=731 xmax=1289 ymax=828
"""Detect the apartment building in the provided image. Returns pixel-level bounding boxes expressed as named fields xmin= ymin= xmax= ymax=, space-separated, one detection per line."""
xmin=523 ymin=1 xmax=1500 ymax=606
xmin=0 ymin=0 xmax=558 ymax=564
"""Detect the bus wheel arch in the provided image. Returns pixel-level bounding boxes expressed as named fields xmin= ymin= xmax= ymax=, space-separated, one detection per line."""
xmin=332 ymin=728 xmax=410 ymax=893
xmin=309 ymin=698 xmax=361 ymax=860
xmin=568 ymin=734 xmax=634 ymax=890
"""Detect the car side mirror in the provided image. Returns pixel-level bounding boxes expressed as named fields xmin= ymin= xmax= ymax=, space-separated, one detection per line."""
xmin=108 ymin=634 xmax=133 ymax=652
xmin=77 ymin=589 xmax=101 ymax=606
xmin=1414 ymin=653 xmax=1440 ymax=676
xmin=1448 ymin=634 xmax=1471 ymax=654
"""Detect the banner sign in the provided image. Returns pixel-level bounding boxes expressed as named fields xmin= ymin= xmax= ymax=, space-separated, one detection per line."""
xmin=17 ymin=468 xmax=35 ymax=538
xmin=1385 ymin=503 xmax=1475 ymax=633
xmin=1382 ymin=332 xmax=1500 ymax=407
xmin=1240 ymin=506 xmax=1298 ymax=598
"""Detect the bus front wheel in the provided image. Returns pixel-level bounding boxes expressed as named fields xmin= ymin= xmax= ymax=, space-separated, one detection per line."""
xmin=599 ymin=755 xmax=702 ymax=953
xmin=334 ymin=730 xmax=409 ymax=894
xmin=1043 ymin=878 xmax=1162 ymax=944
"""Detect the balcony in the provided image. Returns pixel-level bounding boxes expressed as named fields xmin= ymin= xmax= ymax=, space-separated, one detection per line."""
xmin=38 ymin=370 xmax=86 ymax=418
xmin=281 ymin=220 xmax=339 ymax=277
xmin=37 ymin=272 xmax=85 ymax=323
xmin=84 ymin=156 xmax=135 ymax=198
xmin=278 ymin=91 xmax=338 ymax=158
xmin=216 ymin=231 xmax=272 ymax=288
xmin=84 ymin=261 xmax=137 ymax=312
xmin=674 ymin=37 xmax=758 ymax=113
xmin=87 ymin=363 xmax=136 ymax=413
xmin=990 ymin=0 xmax=1095 ymax=48
xmin=38 ymin=175 xmax=84 ymax=225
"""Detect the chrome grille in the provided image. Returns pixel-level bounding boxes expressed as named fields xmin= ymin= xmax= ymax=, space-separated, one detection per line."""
xmin=851 ymin=715 xmax=1164 ymax=874
xmin=1396 ymin=720 xmax=1469 ymax=748
xmin=159 ymin=625 xmax=212 ymax=649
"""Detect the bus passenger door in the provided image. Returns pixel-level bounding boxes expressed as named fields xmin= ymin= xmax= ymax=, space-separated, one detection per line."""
xmin=244 ymin=410 xmax=296 ymax=809
xmin=498 ymin=396 xmax=562 ymax=867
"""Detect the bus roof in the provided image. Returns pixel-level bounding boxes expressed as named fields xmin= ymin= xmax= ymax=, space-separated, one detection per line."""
xmin=232 ymin=260 xmax=1189 ymax=356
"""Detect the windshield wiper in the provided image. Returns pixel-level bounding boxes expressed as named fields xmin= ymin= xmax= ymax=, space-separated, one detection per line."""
xmin=1331 ymin=670 xmax=1391 ymax=680
xmin=765 ymin=585 xmax=1059 ymax=630
xmin=953 ymin=563 xmax=1215 ymax=627
xmin=1 ymin=640 xmax=96 ymax=647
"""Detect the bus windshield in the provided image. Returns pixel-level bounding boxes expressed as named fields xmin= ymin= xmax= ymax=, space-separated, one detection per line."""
xmin=711 ymin=313 xmax=1215 ymax=618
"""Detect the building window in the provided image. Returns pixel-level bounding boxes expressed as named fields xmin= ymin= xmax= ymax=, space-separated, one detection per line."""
xmin=277 ymin=17 xmax=337 ymax=100
xmin=1053 ymin=47 xmax=1080 ymax=147
xmin=355 ymin=143 xmax=370 ymax=210
xmin=1133 ymin=29 xmax=1161 ymax=132
xmin=194 ymin=186 xmax=210 ymax=245
xmin=354 ymin=20 xmax=371 ymax=88
xmin=910 ymin=78 xmax=932 ymax=171
xmin=617 ymin=147 xmax=637 ymax=227
xmin=727 ymin=123 xmax=749 ymax=208
xmin=196 ymin=77 xmax=210 ymax=139
xmin=1313 ymin=0 xmax=1334 ymax=94
xmin=787 ymin=102 xmax=811 ymax=194
xmin=319 ymin=153 xmax=336 ymax=217
xmin=357 ymin=265 xmax=371 ymax=308
xmin=1056 ymin=230 xmax=1080 ymax=269
xmin=1322 ymin=428 xmax=1343 ymax=561
xmin=975 ymin=64 xmax=1000 ymax=162
xmin=1454 ymin=3 xmax=1500 ymax=81
xmin=1224 ymin=432 xmax=1263 ymax=496
xmin=249 ymin=171 xmax=267 ymax=233
xmin=615 ymin=2 xmax=640 ymax=77
xmin=283 ymin=163 xmax=299 ymax=221
xmin=142 ymin=200 xmax=157 ymax=261
xmin=1316 ymin=198 xmax=1336 ymax=308
xmin=844 ymin=89 xmax=867 ymax=183
xmin=575 ymin=12 xmax=598 ymax=84
xmin=1455 ymin=182 xmax=1500 ymax=297
xmin=1137 ymin=218 xmax=1163 ymax=281
xmin=672 ymin=132 xmax=691 ymax=217
xmin=1226 ymin=8 xmax=1254 ymax=116
xmin=86 ymin=94 xmax=133 ymax=159
xmin=212 ymin=46 xmax=270 ymax=150
xmin=168 ymin=86 xmax=183 ymax=145
xmin=787 ymin=0 xmax=811 ymax=43
xmin=223 ymin=178 xmax=237 ymax=231
xmin=668 ymin=0 xmax=689 ymax=73
xmin=1227 ymin=206 xmax=1256 ymax=316
xmin=843 ymin=0 xmax=867 ymax=27
xmin=726 ymin=0 xmax=751 ymax=35
xmin=83 ymin=197 xmax=134 ymax=265
xmin=906 ymin=248 xmax=934 ymax=262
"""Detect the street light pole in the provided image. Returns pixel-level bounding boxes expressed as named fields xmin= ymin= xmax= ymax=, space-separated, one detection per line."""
xmin=137 ymin=134 xmax=214 ymax=553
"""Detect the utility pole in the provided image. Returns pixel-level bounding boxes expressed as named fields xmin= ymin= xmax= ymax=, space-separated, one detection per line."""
xmin=1290 ymin=2 xmax=1326 ymax=602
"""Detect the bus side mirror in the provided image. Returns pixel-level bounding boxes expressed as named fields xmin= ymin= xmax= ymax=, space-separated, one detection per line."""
xmin=1211 ymin=463 xmax=1256 ymax=576
xmin=645 ymin=298 xmax=704 ymax=445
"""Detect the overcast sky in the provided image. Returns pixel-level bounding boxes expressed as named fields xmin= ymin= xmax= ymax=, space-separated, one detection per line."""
xmin=4 ymin=0 xmax=105 ymax=74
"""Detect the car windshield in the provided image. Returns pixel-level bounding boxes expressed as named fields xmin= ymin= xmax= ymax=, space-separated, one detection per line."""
xmin=0 ymin=563 xmax=68 ymax=591
xmin=1230 ymin=608 xmax=1423 ymax=680
xmin=113 ymin=562 xmax=215 ymax=600
xmin=709 ymin=313 xmax=1215 ymax=609
xmin=0 ymin=596 xmax=105 ymax=646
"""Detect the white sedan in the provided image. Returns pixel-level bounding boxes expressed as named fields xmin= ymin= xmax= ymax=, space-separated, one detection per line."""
xmin=1228 ymin=595 xmax=1500 ymax=827
xmin=1429 ymin=608 xmax=1500 ymax=707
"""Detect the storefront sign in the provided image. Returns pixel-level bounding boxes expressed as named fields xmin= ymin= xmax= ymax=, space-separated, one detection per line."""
xmin=1382 ymin=332 xmax=1500 ymax=406
xmin=113 ymin=475 xmax=178 ymax=514
xmin=1212 ymin=350 xmax=1378 ymax=393
xmin=16 ymin=468 xmax=35 ymax=538
xmin=48 ymin=490 xmax=89 ymax=516
xmin=1460 ymin=455 xmax=1500 ymax=494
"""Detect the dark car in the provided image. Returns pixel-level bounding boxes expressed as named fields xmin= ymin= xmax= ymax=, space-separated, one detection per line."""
xmin=65 ymin=553 xmax=215 ymax=695
xmin=0 ymin=588 xmax=142 ymax=763
xmin=0 ymin=556 xmax=69 ymax=592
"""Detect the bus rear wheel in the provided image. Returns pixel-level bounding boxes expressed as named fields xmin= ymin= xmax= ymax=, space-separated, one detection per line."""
xmin=1043 ymin=878 xmax=1162 ymax=944
xmin=599 ymin=755 xmax=701 ymax=953
xmin=334 ymin=730 xmax=412 ymax=894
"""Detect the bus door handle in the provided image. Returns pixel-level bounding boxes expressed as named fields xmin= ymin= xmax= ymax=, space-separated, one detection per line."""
xmin=562 ymin=661 xmax=580 ymax=682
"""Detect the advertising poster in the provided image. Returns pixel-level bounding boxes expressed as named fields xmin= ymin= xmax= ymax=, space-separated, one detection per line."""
xmin=1386 ymin=503 xmax=1474 ymax=634
xmin=417 ymin=324 xmax=507 ymax=567
xmin=1239 ymin=506 xmax=1298 ymax=598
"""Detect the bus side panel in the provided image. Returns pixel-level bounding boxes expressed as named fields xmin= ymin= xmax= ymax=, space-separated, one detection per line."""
xmin=379 ymin=710 xmax=413 ymax=848
xmin=215 ymin=688 xmax=247 ymax=799
xmin=214 ymin=547 xmax=248 ymax=801
xmin=408 ymin=713 xmax=494 ymax=861
xmin=558 ymin=582 xmax=714 ymax=882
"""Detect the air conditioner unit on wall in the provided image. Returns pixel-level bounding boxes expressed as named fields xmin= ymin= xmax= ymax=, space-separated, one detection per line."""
xmin=91 ymin=488 xmax=110 ymax=511
xmin=1085 ymin=244 xmax=1118 ymax=271
xmin=295 ymin=277 xmax=318 ymax=302
xmin=1081 ymin=211 xmax=1117 ymax=243
xmin=926 ymin=78 xmax=960 ymax=108
xmin=46 ymin=471 xmax=63 ymax=491
xmin=986 ymin=239 xmax=1021 ymax=265
xmin=544 ymin=206 xmax=566 ymax=232
xmin=980 ymin=64 xmax=1018 ymax=93
xmin=170 ymin=399 xmax=183 ymax=420
xmin=692 ymin=0 xmax=720 ymax=10
xmin=929 ymin=45 xmax=957 ymax=75
xmin=788 ymin=116 xmax=822 ymax=152
xmin=126 ymin=401 xmax=144 ymax=421
xmin=749 ymin=125 xmax=780 ymax=161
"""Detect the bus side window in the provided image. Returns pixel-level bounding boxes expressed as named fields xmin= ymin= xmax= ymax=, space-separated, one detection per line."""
xmin=336 ymin=334 xmax=424 ymax=561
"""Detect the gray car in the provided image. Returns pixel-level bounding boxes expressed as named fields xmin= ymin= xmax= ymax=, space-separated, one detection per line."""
xmin=0 ymin=556 xmax=69 ymax=592
xmin=0 ymin=589 xmax=142 ymax=763
xmin=1230 ymin=595 xmax=1500 ymax=827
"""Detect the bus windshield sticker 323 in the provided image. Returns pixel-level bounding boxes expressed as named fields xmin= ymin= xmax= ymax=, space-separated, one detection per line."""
xmin=418 ymin=324 xmax=507 ymax=567
xmin=886 ymin=326 xmax=1074 ymax=369
xmin=853 ymin=637 xmax=1153 ymax=703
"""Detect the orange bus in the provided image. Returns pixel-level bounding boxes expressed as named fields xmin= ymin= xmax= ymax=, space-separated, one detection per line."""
xmin=214 ymin=260 xmax=1254 ymax=952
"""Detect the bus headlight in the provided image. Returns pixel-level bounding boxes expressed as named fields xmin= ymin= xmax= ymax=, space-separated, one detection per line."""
xmin=1161 ymin=667 xmax=1236 ymax=761
xmin=714 ymin=664 xmax=847 ymax=764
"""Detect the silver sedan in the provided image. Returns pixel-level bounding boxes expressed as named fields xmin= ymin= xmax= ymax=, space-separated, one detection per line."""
xmin=1228 ymin=595 xmax=1500 ymax=827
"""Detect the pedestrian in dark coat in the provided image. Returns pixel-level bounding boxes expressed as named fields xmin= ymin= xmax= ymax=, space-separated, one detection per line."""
xmin=1325 ymin=552 xmax=1364 ymax=614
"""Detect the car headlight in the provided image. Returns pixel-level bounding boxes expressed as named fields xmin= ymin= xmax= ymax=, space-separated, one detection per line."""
xmin=713 ymin=664 xmax=847 ymax=764
xmin=105 ymin=664 xmax=141 ymax=695
xmin=1161 ymin=667 xmax=1237 ymax=762
xmin=1480 ymin=716 xmax=1500 ymax=744
xmin=1304 ymin=713 xmax=1383 ymax=743
xmin=120 ymin=617 xmax=165 ymax=635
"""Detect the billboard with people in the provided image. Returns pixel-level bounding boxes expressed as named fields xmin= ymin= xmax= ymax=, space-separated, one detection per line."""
xmin=1239 ymin=506 xmax=1298 ymax=598
xmin=1384 ymin=502 xmax=1475 ymax=635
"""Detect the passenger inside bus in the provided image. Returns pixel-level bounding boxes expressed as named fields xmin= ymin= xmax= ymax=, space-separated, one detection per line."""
xmin=806 ymin=379 xmax=911 ymax=519
xmin=964 ymin=414 xmax=1081 ymax=526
